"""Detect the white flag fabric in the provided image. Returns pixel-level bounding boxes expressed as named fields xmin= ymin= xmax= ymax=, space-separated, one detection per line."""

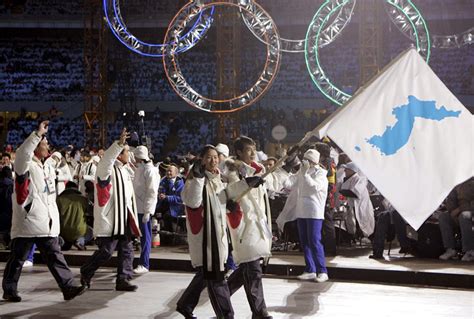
xmin=316 ymin=48 xmax=473 ymax=230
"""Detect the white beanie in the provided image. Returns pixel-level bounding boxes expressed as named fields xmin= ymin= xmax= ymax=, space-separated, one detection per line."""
xmin=134 ymin=145 xmax=150 ymax=161
xmin=303 ymin=149 xmax=320 ymax=164
xmin=343 ymin=162 xmax=359 ymax=174
xmin=215 ymin=143 xmax=229 ymax=157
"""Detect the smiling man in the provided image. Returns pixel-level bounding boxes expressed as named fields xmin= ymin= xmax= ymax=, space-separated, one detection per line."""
xmin=224 ymin=136 xmax=273 ymax=319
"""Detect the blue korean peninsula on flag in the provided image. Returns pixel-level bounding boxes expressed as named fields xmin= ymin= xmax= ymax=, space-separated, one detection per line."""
xmin=317 ymin=48 xmax=473 ymax=230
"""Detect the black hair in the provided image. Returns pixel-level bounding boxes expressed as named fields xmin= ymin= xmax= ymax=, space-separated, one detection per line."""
xmin=199 ymin=144 xmax=217 ymax=158
xmin=2 ymin=153 xmax=10 ymax=160
xmin=233 ymin=136 xmax=255 ymax=154
xmin=65 ymin=181 xmax=78 ymax=189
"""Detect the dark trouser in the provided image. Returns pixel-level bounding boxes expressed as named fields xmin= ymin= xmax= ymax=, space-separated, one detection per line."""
xmin=373 ymin=211 xmax=410 ymax=256
xmin=177 ymin=267 xmax=234 ymax=318
xmin=227 ymin=259 xmax=268 ymax=318
xmin=80 ymin=236 xmax=133 ymax=282
xmin=138 ymin=214 xmax=152 ymax=269
xmin=322 ymin=208 xmax=336 ymax=255
xmin=297 ymin=218 xmax=327 ymax=274
xmin=2 ymin=237 xmax=75 ymax=294
xmin=163 ymin=212 xmax=177 ymax=232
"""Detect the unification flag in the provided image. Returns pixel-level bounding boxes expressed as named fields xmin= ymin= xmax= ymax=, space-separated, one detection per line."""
xmin=316 ymin=48 xmax=473 ymax=230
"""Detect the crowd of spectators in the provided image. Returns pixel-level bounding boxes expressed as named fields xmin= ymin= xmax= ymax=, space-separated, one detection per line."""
xmin=0 ymin=36 xmax=83 ymax=101
xmin=3 ymin=104 xmax=333 ymax=160
xmin=1 ymin=28 xmax=472 ymax=103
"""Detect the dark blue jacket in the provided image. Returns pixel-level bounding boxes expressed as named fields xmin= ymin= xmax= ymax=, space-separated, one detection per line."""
xmin=156 ymin=176 xmax=184 ymax=217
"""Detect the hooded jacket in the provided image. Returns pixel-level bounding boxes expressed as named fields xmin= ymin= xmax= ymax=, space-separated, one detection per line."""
xmin=225 ymin=159 xmax=272 ymax=264
xmin=276 ymin=165 xmax=328 ymax=231
xmin=10 ymin=132 xmax=60 ymax=238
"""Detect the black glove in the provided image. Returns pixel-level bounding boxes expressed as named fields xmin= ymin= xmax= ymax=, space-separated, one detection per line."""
xmin=245 ymin=176 xmax=265 ymax=188
xmin=191 ymin=163 xmax=204 ymax=178
xmin=287 ymin=145 xmax=299 ymax=156
xmin=282 ymin=152 xmax=300 ymax=173
xmin=226 ymin=200 xmax=239 ymax=214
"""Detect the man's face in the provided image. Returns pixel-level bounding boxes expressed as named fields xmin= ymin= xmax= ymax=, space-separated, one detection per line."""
xmin=35 ymin=138 xmax=49 ymax=160
xmin=2 ymin=156 xmax=10 ymax=166
xmin=265 ymin=159 xmax=276 ymax=170
xmin=237 ymin=143 xmax=256 ymax=165
xmin=98 ymin=149 xmax=105 ymax=158
xmin=166 ymin=166 xmax=178 ymax=179
xmin=117 ymin=146 xmax=130 ymax=164
xmin=202 ymin=149 xmax=219 ymax=172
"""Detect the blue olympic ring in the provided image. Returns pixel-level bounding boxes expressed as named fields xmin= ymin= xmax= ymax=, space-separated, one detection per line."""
xmin=103 ymin=0 xmax=215 ymax=57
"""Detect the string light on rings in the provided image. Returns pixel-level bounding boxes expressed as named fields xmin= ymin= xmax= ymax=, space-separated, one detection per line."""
xmin=103 ymin=0 xmax=215 ymax=57
xmin=305 ymin=0 xmax=431 ymax=106
xmin=162 ymin=0 xmax=281 ymax=113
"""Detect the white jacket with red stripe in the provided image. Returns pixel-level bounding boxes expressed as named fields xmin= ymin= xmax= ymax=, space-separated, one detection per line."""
xmin=181 ymin=170 xmax=228 ymax=270
xmin=10 ymin=132 xmax=60 ymax=238
xmin=225 ymin=159 xmax=272 ymax=264
xmin=93 ymin=142 xmax=140 ymax=237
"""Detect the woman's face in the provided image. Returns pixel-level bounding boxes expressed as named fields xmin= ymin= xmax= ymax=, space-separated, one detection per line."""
xmin=202 ymin=149 xmax=219 ymax=173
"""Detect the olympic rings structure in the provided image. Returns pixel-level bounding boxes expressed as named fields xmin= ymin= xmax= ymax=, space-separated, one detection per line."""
xmin=163 ymin=0 xmax=281 ymax=113
xmin=240 ymin=0 xmax=356 ymax=53
xmin=103 ymin=0 xmax=449 ymax=110
xmin=103 ymin=0 xmax=215 ymax=57
xmin=305 ymin=0 xmax=430 ymax=106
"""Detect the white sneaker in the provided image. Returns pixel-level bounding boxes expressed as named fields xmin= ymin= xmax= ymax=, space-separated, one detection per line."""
xmin=133 ymin=265 xmax=149 ymax=274
xmin=461 ymin=250 xmax=474 ymax=262
xmin=297 ymin=272 xmax=316 ymax=280
xmin=439 ymin=248 xmax=457 ymax=260
xmin=314 ymin=273 xmax=329 ymax=283
xmin=23 ymin=260 xmax=33 ymax=268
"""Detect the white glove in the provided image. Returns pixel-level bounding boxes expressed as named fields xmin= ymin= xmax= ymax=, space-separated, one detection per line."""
xmin=142 ymin=214 xmax=151 ymax=223
xmin=301 ymin=160 xmax=310 ymax=174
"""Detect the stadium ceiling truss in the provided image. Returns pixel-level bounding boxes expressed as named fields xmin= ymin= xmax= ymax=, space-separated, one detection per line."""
xmin=162 ymin=0 xmax=281 ymax=113
xmin=305 ymin=0 xmax=431 ymax=106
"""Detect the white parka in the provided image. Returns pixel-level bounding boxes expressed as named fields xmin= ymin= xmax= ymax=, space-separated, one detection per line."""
xmin=340 ymin=173 xmax=375 ymax=237
xmin=225 ymin=160 xmax=272 ymax=264
xmin=93 ymin=142 xmax=140 ymax=237
xmin=181 ymin=170 xmax=228 ymax=271
xmin=133 ymin=161 xmax=159 ymax=216
xmin=79 ymin=159 xmax=94 ymax=196
xmin=276 ymin=165 xmax=328 ymax=232
xmin=10 ymin=132 xmax=60 ymax=238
